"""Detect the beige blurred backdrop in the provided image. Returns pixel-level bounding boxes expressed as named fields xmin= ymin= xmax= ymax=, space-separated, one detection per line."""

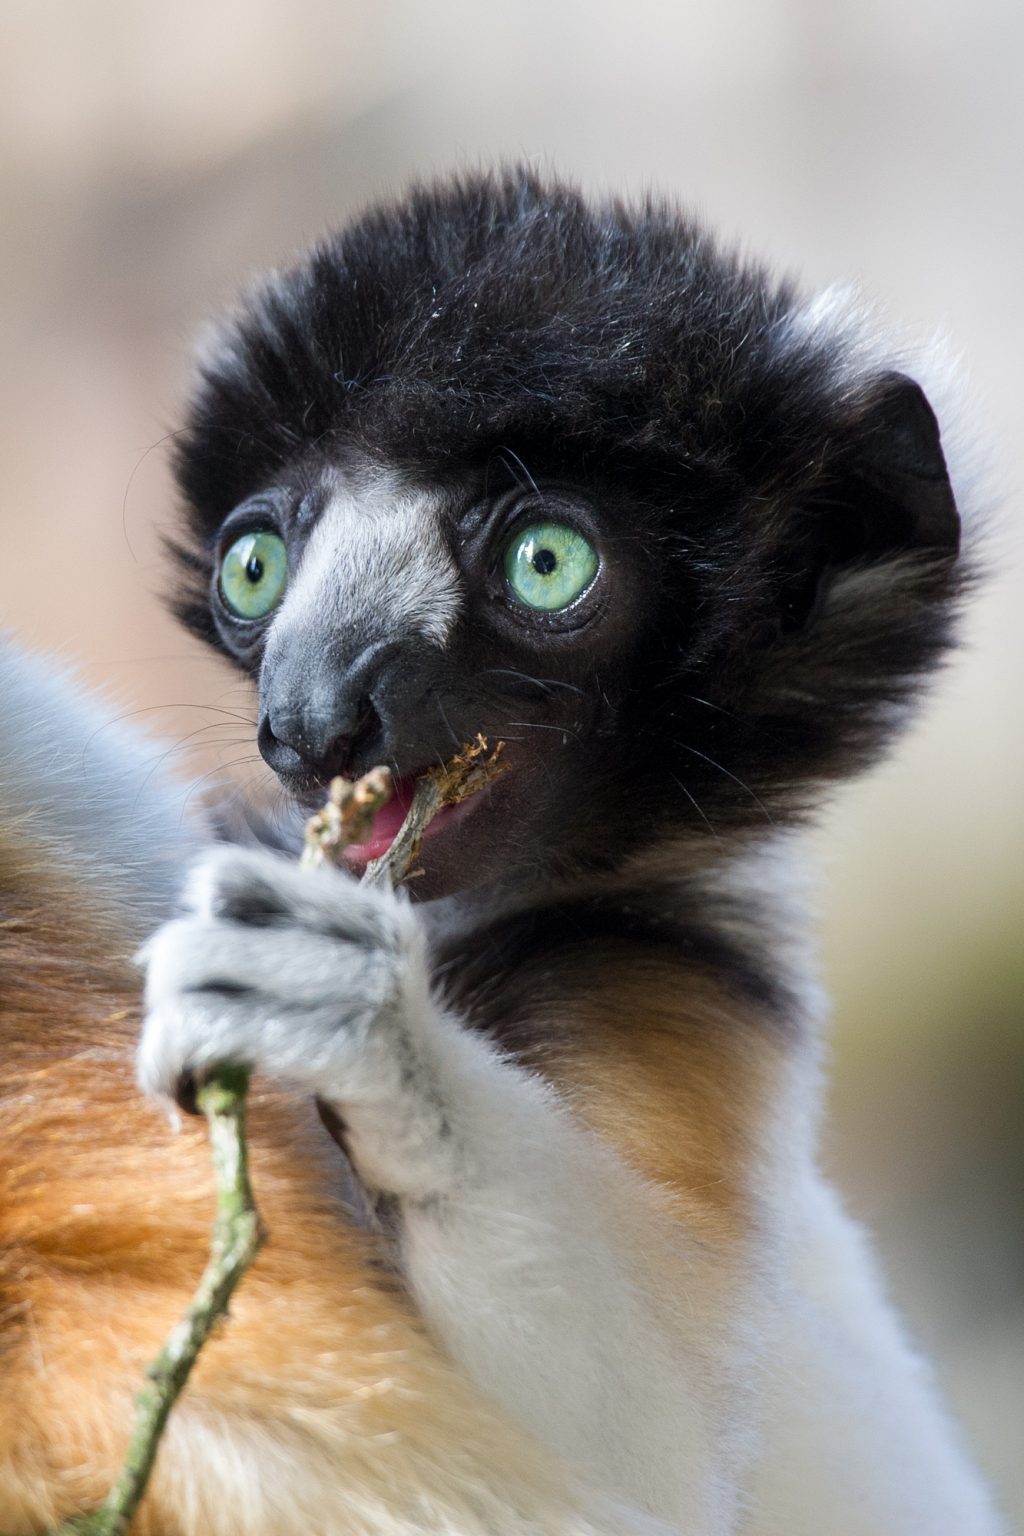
xmin=1 ymin=0 xmax=1021 ymax=1517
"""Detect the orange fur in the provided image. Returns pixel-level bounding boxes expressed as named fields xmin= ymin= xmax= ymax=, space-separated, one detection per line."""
xmin=0 ymin=843 xmax=609 ymax=1534
xmin=469 ymin=932 xmax=786 ymax=1246
xmin=0 ymin=824 xmax=774 ymax=1532
xmin=541 ymin=961 xmax=783 ymax=1242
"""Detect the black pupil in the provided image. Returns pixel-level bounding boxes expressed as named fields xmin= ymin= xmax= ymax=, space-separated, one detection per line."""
xmin=532 ymin=547 xmax=557 ymax=575
xmin=245 ymin=554 xmax=265 ymax=584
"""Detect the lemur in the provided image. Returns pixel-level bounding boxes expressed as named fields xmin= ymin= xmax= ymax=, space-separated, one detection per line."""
xmin=0 ymin=170 xmax=1003 ymax=1535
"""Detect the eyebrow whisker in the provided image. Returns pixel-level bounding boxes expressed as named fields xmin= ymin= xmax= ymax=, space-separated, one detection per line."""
xmin=496 ymin=446 xmax=541 ymax=499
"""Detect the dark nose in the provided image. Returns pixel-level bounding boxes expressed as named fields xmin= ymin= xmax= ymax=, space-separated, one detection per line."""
xmin=257 ymin=697 xmax=377 ymax=782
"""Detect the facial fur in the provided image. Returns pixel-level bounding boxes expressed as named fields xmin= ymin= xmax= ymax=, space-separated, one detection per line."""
xmin=171 ymin=168 xmax=963 ymax=898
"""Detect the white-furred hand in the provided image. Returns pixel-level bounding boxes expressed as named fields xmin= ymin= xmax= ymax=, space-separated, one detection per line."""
xmin=138 ymin=845 xmax=458 ymax=1201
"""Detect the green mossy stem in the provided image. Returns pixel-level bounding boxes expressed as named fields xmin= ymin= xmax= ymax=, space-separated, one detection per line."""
xmin=51 ymin=1066 xmax=263 ymax=1536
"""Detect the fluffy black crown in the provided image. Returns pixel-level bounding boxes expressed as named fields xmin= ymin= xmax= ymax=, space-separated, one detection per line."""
xmin=171 ymin=167 xmax=967 ymax=841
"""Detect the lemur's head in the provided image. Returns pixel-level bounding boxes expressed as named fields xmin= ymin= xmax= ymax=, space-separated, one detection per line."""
xmin=172 ymin=169 xmax=964 ymax=899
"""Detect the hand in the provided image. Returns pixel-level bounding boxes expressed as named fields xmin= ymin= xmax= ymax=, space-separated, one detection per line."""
xmin=137 ymin=845 xmax=453 ymax=1198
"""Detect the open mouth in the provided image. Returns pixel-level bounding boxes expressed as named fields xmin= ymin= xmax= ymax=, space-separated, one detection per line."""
xmin=339 ymin=771 xmax=482 ymax=868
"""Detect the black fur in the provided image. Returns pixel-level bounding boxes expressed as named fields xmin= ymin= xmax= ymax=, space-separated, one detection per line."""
xmin=170 ymin=167 xmax=964 ymax=885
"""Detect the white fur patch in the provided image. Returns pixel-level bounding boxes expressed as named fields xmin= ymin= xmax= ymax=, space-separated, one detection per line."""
xmin=272 ymin=474 xmax=462 ymax=655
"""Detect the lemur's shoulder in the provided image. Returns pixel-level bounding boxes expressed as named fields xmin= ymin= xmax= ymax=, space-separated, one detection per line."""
xmin=0 ymin=638 xmax=203 ymax=939
xmin=430 ymin=852 xmax=818 ymax=1246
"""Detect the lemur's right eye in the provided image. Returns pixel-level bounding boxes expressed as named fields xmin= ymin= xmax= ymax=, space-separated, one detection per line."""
xmin=503 ymin=522 xmax=599 ymax=612
xmin=219 ymin=530 xmax=288 ymax=620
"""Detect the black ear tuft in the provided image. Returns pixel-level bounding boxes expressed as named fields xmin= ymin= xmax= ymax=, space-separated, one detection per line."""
xmin=777 ymin=372 xmax=960 ymax=632
xmin=851 ymin=372 xmax=960 ymax=556
xmin=719 ymin=364 xmax=970 ymax=805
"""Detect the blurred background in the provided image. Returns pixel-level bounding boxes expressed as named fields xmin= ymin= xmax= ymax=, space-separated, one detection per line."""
xmin=1 ymin=0 xmax=1020 ymax=1517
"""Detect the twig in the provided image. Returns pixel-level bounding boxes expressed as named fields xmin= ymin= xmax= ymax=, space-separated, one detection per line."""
xmin=301 ymin=737 xmax=506 ymax=893
xmin=53 ymin=1066 xmax=263 ymax=1536
xmin=363 ymin=736 xmax=507 ymax=891
xmin=301 ymin=766 xmax=392 ymax=870
xmin=51 ymin=738 xmax=505 ymax=1533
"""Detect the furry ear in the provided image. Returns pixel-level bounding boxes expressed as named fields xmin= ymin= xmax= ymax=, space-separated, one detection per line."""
xmin=698 ymin=367 xmax=970 ymax=810
xmin=843 ymin=371 xmax=960 ymax=554
xmin=778 ymin=372 xmax=960 ymax=631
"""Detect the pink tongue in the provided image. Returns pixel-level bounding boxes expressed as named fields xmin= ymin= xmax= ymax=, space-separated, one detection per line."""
xmin=365 ymin=774 xmax=417 ymax=847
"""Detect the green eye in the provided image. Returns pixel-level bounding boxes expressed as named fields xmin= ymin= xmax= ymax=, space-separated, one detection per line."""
xmin=503 ymin=522 xmax=599 ymax=612
xmin=219 ymin=529 xmax=288 ymax=620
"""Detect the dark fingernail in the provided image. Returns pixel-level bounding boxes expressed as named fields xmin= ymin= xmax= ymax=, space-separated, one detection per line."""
xmin=175 ymin=1069 xmax=202 ymax=1116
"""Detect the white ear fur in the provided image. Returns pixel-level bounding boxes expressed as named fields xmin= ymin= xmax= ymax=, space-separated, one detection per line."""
xmin=778 ymin=284 xmax=995 ymax=560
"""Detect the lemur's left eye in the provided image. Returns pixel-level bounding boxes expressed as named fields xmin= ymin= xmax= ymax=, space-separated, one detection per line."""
xmin=503 ymin=522 xmax=599 ymax=612
xmin=219 ymin=530 xmax=288 ymax=620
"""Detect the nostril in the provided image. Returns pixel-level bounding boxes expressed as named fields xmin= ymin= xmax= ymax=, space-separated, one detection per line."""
xmin=316 ymin=700 xmax=379 ymax=780
xmin=257 ymin=715 xmax=306 ymax=776
xmin=317 ymin=731 xmax=355 ymax=779
xmin=347 ymin=694 xmax=385 ymax=764
xmin=257 ymin=714 xmax=362 ymax=782
xmin=352 ymin=694 xmax=377 ymax=741
xmin=257 ymin=694 xmax=384 ymax=783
